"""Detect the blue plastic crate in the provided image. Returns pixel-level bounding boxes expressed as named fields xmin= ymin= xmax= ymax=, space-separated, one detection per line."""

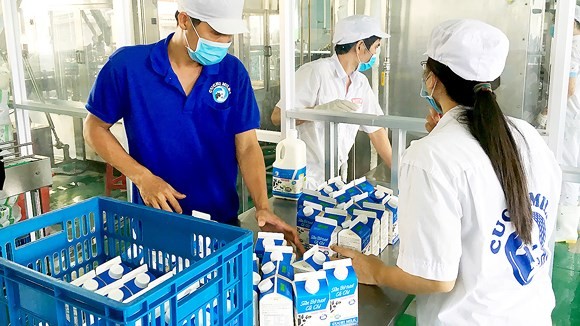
xmin=0 ymin=197 xmax=254 ymax=325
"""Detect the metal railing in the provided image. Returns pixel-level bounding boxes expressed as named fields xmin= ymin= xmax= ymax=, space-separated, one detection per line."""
xmin=285 ymin=109 xmax=426 ymax=192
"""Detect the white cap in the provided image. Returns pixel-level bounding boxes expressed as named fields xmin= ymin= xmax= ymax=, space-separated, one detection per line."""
xmin=108 ymin=265 xmax=124 ymax=280
xmin=374 ymin=190 xmax=385 ymax=199
xmin=334 ymin=265 xmax=349 ymax=281
xmin=258 ymin=278 xmax=273 ymax=293
xmin=177 ymin=0 xmax=249 ymax=35
xmin=83 ymin=279 xmax=99 ymax=291
xmin=304 ymin=278 xmax=320 ymax=294
xmin=323 ymin=186 xmax=334 ymax=194
xmin=576 ymin=6 xmax=580 ymax=23
xmin=312 ymin=251 xmax=327 ymax=265
xmin=107 ymin=288 xmax=125 ymax=301
xmin=388 ymin=197 xmax=398 ymax=208
xmin=253 ymin=272 xmax=261 ymax=285
xmin=303 ymin=206 xmax=314 ymax=216
xmin=134 ymin=273 xmax=151 ymax=289
xmin=426 ymin=19 xmax=509 ymax=82
xmin=335 ymin=180 xmax=345 ymax=189
xmin=261 ymin=261 xmax=275 ymax=274
xmin=333 ymin=15 xmax=389 ymax=45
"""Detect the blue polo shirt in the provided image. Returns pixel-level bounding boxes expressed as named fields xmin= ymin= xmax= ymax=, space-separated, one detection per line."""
xmin=86 ymin=33 xmax=260 ymax=224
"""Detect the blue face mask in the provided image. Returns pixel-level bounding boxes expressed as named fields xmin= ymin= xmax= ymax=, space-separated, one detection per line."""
xmin=420 ymin=73 xmax=443 ymax=114
xmin=185 ymin=21 xmax=231 ymax=66
xmin=357 ymin=44 xmax=379 ymax=72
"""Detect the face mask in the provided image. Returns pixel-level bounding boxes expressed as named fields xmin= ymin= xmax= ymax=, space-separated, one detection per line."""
xmin=357 ymin=44 xmax=379 ymax=72
xmin=184 ymin=21 xmax=231 ymax=66
xmin=420 ymin=73 xmax=443 ymax=114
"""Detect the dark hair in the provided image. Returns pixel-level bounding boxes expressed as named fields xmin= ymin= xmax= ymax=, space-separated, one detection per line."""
xmin=426 ymin=58 xmax=533 ymax=244
xmin=175 ymin=11 xmax=201 ymax=26
xmin=335 ymin=35 xmax=380 ymax=55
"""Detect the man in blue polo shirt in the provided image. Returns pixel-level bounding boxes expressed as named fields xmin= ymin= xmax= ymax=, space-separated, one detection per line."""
xmin=83 ymin=0 xmax=303 ymax=251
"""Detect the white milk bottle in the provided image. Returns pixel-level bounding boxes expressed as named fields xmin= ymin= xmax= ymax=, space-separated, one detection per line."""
xmin=272 ymin=129 xmax=307 ymax=200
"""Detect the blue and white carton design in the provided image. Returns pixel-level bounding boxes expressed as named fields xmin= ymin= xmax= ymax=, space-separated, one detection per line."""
xmin=331 ymin=188 xmax=353 ymax=206
xmin=353 ymin=210 xmax=381 ymax=256
xmin=299 ymin=190 xmax=337 ymax=210
xmin=96 ymin=265 xmax=155 ymax=302
xmin=253 ymin=253 xmax=260 ymax=274
xmin=323 ymin=208 xmax=349 ymax=228
xmin=292 ymin=245 xmax=330 ymax=273
xmin=361 ymin=202 xmax=389 ymax=251
xmin=255 ymin=232 xmax=287 ymax=260
xmin=258 ymin=275 xmax=294 ymax=326
xmin=262 ymin=259 xmax=295 ymax=282
xmin=386 ymin=197 xmax=399 ymax=245
xmin=262 ymin=245 xmax=296 ymax=266
xmin=353 ymin=176 xmax=375 ymax=194
xmin=293 ymin=271 xmax=330 ymax=326
xmin=309 ymin=216 xmax=342 ymax=258
xmin=323 ymin=259 xmax=358 ymax=326
xmin=369 ymin=185 xmax=393 ymax=205
xmin=297 ymin=202 xmax=323 ymax=250
xmin=253 ymin=272 xmax=261 ymax=326
xmin=317 ymin=177 xmax=346 ymax=197
xmin=71 ymin=256 xmax=131 ymax=291
xmin=338 ymin=216 xmax=372 ymax=255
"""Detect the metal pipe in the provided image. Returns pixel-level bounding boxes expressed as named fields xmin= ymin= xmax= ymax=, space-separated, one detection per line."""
xmin=280 ymin=0 xmax=297 ymax=138
xmin=307 ymin=0 xmax=312 ymax=63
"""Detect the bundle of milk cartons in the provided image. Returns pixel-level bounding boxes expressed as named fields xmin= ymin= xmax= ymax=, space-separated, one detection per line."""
xmin=254 ymin=232 xmax=359 ymax=326
xmin=297 ymin=176 xmax=399 ymax=258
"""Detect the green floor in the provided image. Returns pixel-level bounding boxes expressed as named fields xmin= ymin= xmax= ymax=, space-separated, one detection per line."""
xmin=47 ymin=163 xmax=579 ymax=325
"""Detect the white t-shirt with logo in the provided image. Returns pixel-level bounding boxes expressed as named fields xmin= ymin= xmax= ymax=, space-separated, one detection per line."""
xmin=396 ymin=107 xmax=562 ymax=325
xmin=276 ymin=55 xmax=384 ymax=189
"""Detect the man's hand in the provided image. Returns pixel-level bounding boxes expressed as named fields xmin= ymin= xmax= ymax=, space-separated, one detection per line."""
xmin=425 ymin=107 xmax=442 ymax=133
xmin=257 ymin=209 xmax=306 ymax=255
xmin=332 ymin=245 xmax=385 ymax=285
xmin=314 ymin=99 xmax=359 ymax=113
xmin=135 ymin=172 xmax=186 ymax=213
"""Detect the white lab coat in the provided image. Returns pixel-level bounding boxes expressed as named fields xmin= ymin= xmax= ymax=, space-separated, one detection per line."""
xmin=562 ymin=35 xmax=580 ymax=206
xmin=276 ymin=55 xmax=383 ymax=189
xmin=396 ymin=107 xmax=562 ymax=325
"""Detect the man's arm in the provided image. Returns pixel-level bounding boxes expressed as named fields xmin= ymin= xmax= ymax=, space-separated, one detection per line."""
xmin=271 ymin=106 xmax=305 ymax=127
xmin=235 ymin=129 xmax=305 ymax=253
xmin=83 ymin=113 xmax=185 ymax=212
xmin=368 ymin=128 xmax=393 ymax=168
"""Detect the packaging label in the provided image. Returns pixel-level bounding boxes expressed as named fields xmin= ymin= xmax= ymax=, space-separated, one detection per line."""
xmin=294 ymin=275 xmax=330 ymax=326
xmin=273 ymin=166 xmax=307 ymax=199
xmin=310 ymin=219 xmax=340 ymax=257
xmin=325 ymin=265 xmax=358 ymax=326
xmin=259 ymin=278 xmax=294 ymax=326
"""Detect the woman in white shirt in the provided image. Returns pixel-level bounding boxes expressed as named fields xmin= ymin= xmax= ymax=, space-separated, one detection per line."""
xmin=334 ymin=19 xmax=562 ymax=325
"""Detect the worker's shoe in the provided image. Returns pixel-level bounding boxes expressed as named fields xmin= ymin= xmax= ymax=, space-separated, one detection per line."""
xmin=555 ymin=205 xmax=580 ymax=243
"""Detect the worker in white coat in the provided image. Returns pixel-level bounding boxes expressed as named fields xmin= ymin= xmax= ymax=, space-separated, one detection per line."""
xmin=271 ymin=15 xmax=393 ymax=189
xmin=334 ymin=19 xmax=562 ymax=324
xmin=556 ymin=6 xmax=580 ymax=242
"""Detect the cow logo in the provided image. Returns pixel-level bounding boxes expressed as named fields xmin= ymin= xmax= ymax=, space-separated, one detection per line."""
xmin=209 ymin=82 xmax=231 ymax=104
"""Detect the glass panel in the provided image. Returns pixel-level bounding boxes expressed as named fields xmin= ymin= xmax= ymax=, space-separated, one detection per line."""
xmin=158 ymin=0 xmax=178 ymax=39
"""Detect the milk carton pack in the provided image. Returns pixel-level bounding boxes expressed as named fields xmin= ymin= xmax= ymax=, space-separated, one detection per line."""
xmin=346 ymin=193 xmax=373 ymax=217
xmin=97 ymin=265 xmax=155 ymax=302
xmin=353 ymin=176 xmax=375 ymax=194
xmin=323 ymin=208 xmax=348 ymax=227
xmin=298 ymin=190 xmax=337 ymax=210
xmin=258 ymin=275 xmax=294 ymax=326
xmin=318 ymin=177 xmax=346 ymax=197
xmin=293 ymin=271 xmax=330 ymax=326
xmin=262 ymin=259 xmax=295 ymax=282
xmin=386 ymin=197 xmax=399 ymax=245
xmin=342 ymin=181 xmax=364 ymax=198
xmin=331 ymin=188 xmax=353 ymax=207
xmin=361 ymin=202 xmax=389 ymax=251
xmin=292 ymin=245 xmax=330 ymax=273
xmin=309 ymin=216 xmax=341 ymax=258
xmin=297 ymin=202 xmax=323 ymax=250
xmin=353 ymin=210 xmax=380 ymax=256
xmin=338 ymin=216 xmax=371 ymax=255
xmin=369 ymin=185 xmax=393 ymax=205
xmin=323 ymin=259 xmax=358 ymax=325
xmin=255 ymin=232 xmax=287 ymax=260
xmin=71 ymin=256 xmax=131 ymax=291
xmin=262 ymin=245 xmax=296 ymax=265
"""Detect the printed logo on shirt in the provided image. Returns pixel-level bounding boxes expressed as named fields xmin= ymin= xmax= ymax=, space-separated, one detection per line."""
xmin=489 ymin=193 xmax=550 ymax=286
xmin=209 ymin=82 xmax=231 ymax=104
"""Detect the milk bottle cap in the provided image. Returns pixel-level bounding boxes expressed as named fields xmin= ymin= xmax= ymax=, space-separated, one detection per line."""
xmin=388 ymin=197 xmax=398 ymax=208
xmin=303 ymin=206 xmax=315 ymax=216
xmin=107 ymin=288 xmax=125 ymax=301
xmin=374 ymin=190 xmax=385 ymax=199
xmin=304 ymin=277 xmax=320 ymax=294
xmin=261 ymin=261 xmax=276 ymax=274
xmin=135 ymin=273 xmax=151 ymax=289
xmin=323 ymin=186 xmax=333 ymax=194
xmin=258 ymin=278 xmax=273 ymax=293
xmin=312 ymin=251 xmax=326 ymax=265
xmin=83 ymin=279 xmax=99 ymax=291
xmin=108 ymin=264 xmax=124 ymax=279
xmin=341 ymin=220 xmax=351 ymax=229
xmin=253 ymin=272 xmax=261 ymax=286
xmin=334 ymin=265 xmax=349 ymax=281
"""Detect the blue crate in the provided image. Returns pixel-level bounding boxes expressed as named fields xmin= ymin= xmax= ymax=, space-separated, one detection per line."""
xmin=0 ymin=197 xmax=254 ymax=325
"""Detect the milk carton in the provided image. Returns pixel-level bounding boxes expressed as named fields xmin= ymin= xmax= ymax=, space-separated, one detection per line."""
xmin=323 ymin=259 xmax=358 ymax=325
xmin=262 ymin=260 xmax=295 ymax=282
xmin=293 ymin=271 xmax=330 ymax=326
xmin=297 ymin=202 xmax=323 ymax=250
xmin=262 ymin=245 xmax=296 ymax=266
xmin=386 ymin=197 xmax=399 ymax=245
xmin=361 ymin=202 xmax=389 ymax=251
xmin=258 ymin=276 xmax=294 ymax=326
xmin=338 ymin=216 xmax=372 ymax=255
xmin=353 ymin=176 xmax=375 ymax=194
xmin=342 ymin=181 xmax=363 ymax=198
xmin=292 ymin=245 xmax=330 ymax=273
xmin=255 ymin=232 xmax=287 ymax=260
xmin=323 ymin=208 xmax=348 ymax=227
xmin=353 ymin=210 xmax=380 ymax=256
xmin=97 ymin=265 xmax=154 ymax=302
xmin=298 ymin=190 xmax=337 ymax=210
xmin=318 ymin=177 xmax=346 ymax=196
xmin=71 ymin=256 xmax=131 ymax=291
xmin=331 ymin=189 xmax=353 ymax=207
xmin=309 ymin=216 xmax=341 ymax=258
xmin=369 ymin=185 xmax=393 ymax=205
xmin=253 ymin=272 xmax=261 ymax=326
